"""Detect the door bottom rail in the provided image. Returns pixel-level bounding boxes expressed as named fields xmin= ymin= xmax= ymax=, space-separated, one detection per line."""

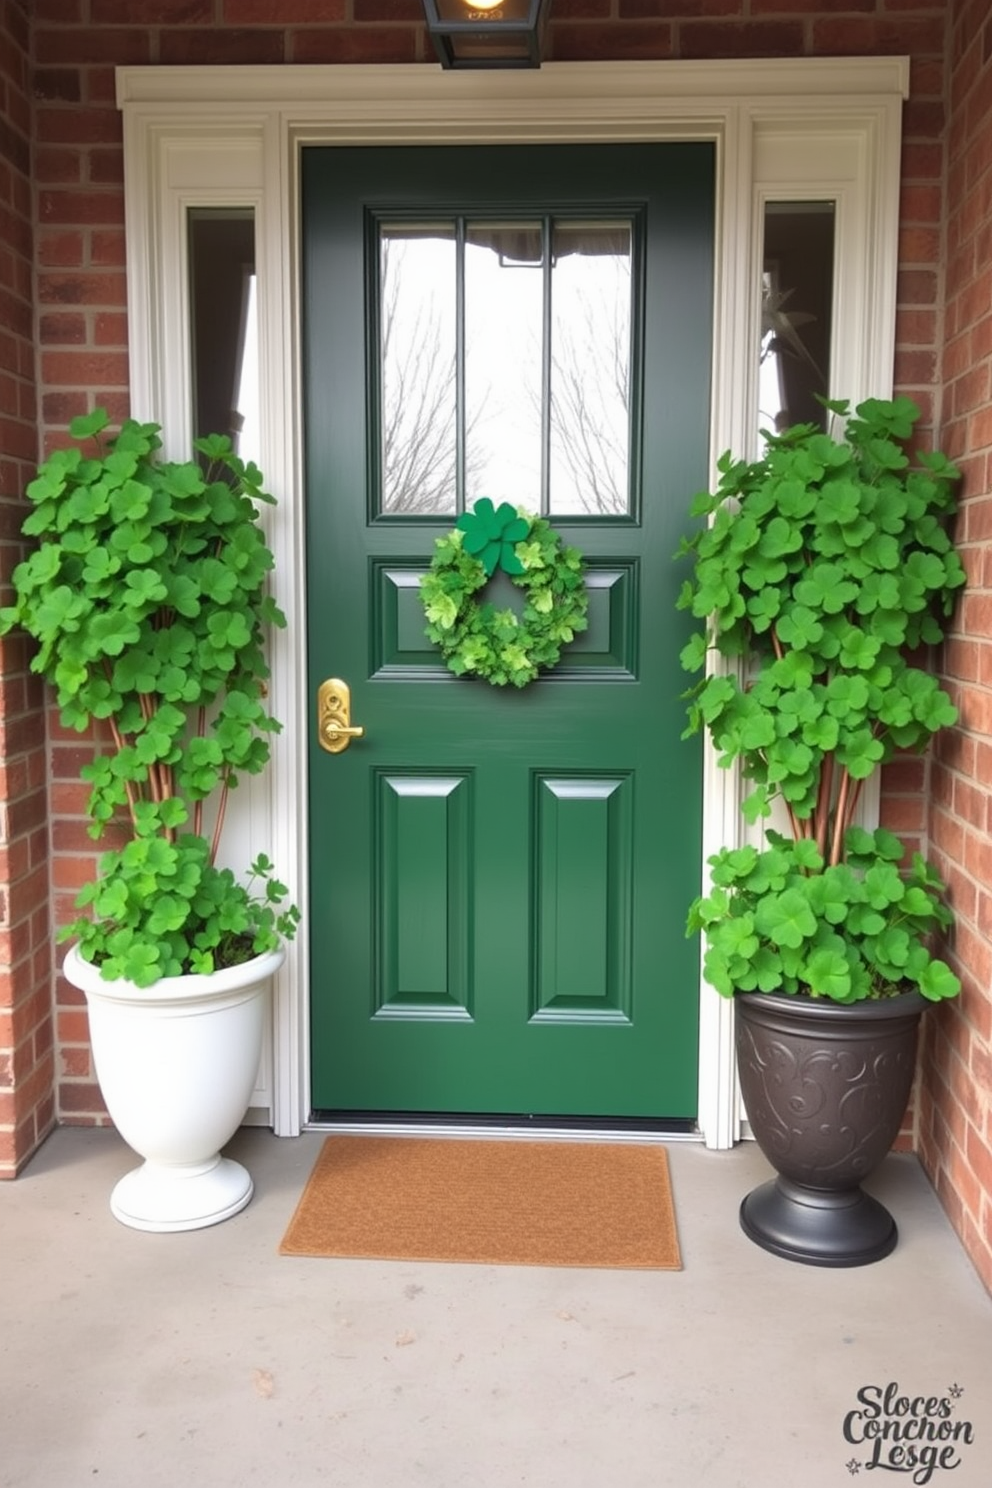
xmin=307 ymin=1111 xmax=700 ymax=1141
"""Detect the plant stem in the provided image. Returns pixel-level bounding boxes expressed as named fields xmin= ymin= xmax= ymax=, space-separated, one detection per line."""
xmin=814 ymin=752 xmax=835 ymax=859
xmin=210 ymin=774 xmax=230 ymax=866
xmin=105 ymin=709 xmax=139 ymax=827
xmin=830 ymin=768 xmax=853 ymax=866
xmin=193 ymin=703 xmax=207 ymax=837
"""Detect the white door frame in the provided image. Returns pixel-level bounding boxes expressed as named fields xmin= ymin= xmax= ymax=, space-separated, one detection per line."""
xmin=116 ymin=57 xmax=907 ymax=1146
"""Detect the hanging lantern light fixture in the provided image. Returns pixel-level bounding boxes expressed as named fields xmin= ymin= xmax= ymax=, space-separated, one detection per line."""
xmin=422 ymin=0 xmax=549 ymax=70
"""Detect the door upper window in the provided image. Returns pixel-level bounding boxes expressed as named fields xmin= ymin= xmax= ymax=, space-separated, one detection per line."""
xmin=377 ymin=215 xmax=635 ymax=518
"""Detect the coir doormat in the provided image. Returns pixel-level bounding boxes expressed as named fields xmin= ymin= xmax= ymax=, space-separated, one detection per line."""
xmin=279 ymin=1135 xmax=681 ymax=1270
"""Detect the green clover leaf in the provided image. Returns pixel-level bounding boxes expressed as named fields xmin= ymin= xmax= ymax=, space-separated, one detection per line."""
xmin=457 ymin=498 xmax=531 ymax=577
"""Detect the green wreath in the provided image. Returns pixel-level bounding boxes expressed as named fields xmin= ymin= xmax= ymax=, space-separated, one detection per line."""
xmin=420 ymin=498 xmax=589 ymax=687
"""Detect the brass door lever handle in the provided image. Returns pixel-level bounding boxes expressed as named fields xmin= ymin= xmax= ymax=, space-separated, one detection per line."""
xmin=317 ymin=678 xmax=365 ymax=754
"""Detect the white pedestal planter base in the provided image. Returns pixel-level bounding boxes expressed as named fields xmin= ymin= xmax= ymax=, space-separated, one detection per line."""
xmin=64 ymin=943 xmax=283 ymax=1233
xmin=111 ymin=1156 xmax=255 ymax=1233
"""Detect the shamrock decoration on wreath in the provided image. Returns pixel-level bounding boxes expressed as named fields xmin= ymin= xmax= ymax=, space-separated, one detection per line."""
xmin=420 ymin=497 xmax=589 ymax=687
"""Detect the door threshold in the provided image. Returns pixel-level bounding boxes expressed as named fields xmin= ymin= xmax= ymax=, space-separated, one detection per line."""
xmin=306 ymin=1112 xmax=702 ymax=1143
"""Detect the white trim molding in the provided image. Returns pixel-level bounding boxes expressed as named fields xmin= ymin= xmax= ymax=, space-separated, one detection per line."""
xmin=117 ymin=58 xmax=907 ymax=1148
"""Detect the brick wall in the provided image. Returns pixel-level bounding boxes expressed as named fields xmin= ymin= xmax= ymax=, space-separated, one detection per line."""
xmin=3 ymin=1 xmax=977 ymax=1207
xmin=0 ymin=0 xmax=53 ymax=1177
xmin=918 ymin=0 xmax=992 ymax=1296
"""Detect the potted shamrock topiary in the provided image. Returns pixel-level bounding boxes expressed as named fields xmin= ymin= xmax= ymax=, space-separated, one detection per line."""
xmin=678 ymin=395 xmax=965 ymax=1266
xmin=0 ymin=409 xmax=299 ymax=1232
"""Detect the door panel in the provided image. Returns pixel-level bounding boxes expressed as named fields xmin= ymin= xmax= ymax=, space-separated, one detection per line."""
xmin=303 ymin=143 xmax=714 ymax=1118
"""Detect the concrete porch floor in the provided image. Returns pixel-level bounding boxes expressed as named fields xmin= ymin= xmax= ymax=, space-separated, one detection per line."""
xmin=2 ymin=1127 xmax=990 ymax=1488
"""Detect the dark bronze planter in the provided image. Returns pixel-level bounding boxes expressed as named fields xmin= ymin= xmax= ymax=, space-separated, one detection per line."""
xmin=735 ymin=990 xmax=926 ymax=1267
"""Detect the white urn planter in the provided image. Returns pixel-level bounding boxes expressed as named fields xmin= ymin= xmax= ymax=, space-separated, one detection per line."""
xmin=64 ymin=943 xmax=284 ymax=1233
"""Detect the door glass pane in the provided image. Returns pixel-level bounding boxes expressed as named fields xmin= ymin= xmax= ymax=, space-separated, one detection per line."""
xmin=375 ymin=212 xmax=636 ymax=518
xmin=464 ymin=220 xmax=544 ymax=511
xmin=549 ymin=220 xmax=632 ymax=515
xmin=760 ymin=201 xmax=835 ymax=439
xmin=188 ymin=207 xmax=258 ymax=462
xmin=379 ymin=223 xmax=458 ymax=515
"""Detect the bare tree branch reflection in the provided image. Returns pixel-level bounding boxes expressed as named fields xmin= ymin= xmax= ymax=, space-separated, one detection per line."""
xmin=549 ymin=248 xmax=631 ymax=515
xmin=380 ymin=236 xmax=457 ymax=514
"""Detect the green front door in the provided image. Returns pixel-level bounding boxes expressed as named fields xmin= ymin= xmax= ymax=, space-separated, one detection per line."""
xmin=303 ymin=143 xmax=713 ymax=1119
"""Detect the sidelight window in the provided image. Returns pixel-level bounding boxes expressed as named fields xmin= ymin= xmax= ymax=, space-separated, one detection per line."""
xmin=759 ymin=201 xmax=835 ymax=440
xmin=187 ymin=207 xmax=259 ymax=463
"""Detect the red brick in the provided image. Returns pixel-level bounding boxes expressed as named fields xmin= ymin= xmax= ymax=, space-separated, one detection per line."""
xmin=60 ymin=1046 xmax=91 ymax=1079
xmin=51 ymin=855 xmax=98 ymax=892
xmin=226 ymin=0 xmax=345 ymax=17
xmin=902 ymin=146 xmax=944 ymax=186
xmin=84 ymin=69 xmax=119 ymax=108
xmin=159 ymin=29 xmax=287 ymax=64
xmin=817 ymin=14 xmax=947 ymax=56
xmin=88 ymin=150 xmax=124 ymax=187
xmin=36 ymin=106 xmax=123 ymax=146
xmin=38 ymin=311 xmax=86 ymax=346
xmin=38 ymin=190 xmax=125 ymax=228
xmin=34 ymin=147 xmax=82 ymax=186
xmin=895 ymin=348 xmax=937 ymax=385
xmin=58 ymin=1082 xmax=108 ymax=1115
xmin=966 ymin=1124 xmax=992 ymax=1194
xmin=897 ymin=310 xmax=938 ymax=351
xmin=549 ymin=21 xmax=674 ymax=61
xmin=944 ymin=864 xmax=978 ymax=924
xmin=548 ymin=0 xmax=612 ymax=13
xmin=37 ymin=230 xmax=84 ymax=268
xmin=94 ymin=312 xmax=127 ymax=346
xmin=963 ymin=496 xmax=992 ymax=543
xmin=972 ymin=315 xmax=992 ymax=366
xmin=902 ymin=99 xmax=946 ymax=144
xmin=758 ymin=0 xmax=874 ymax=9
xmin=955 ymin=365 xmax=992 ymax=419
xmin=960 ymin=594 xmax=992 ymax=638
xmin=899 ymin=225 xmax=942 ymax=263
xmin=42 ymin=390 xmax=90 ymax=425
xmin=40 ymin=350 xmax=129 ymax=387
xmin=34 ymin=30 xmax=153 ymax=67
xmin=93 ymin=0 xmax=214 ymax=21
xmin=956 ymin=685 xmax=992 ymax=737
xmin=91 ymin=230 xmax=126 ymax=267
xmin=908 ymin=55 xmax=946 ymax=100
xmin=880 ymin=795 xmax=926 ymax=834
xmin=32 ymin=69 xmax=83 ymax=104
xmin=898 ymin=268 xmax=939 ymax=305
xmin=32 ymin=2 xmax=84 ymax=20
xmin=290 ymin=27 xmax=422 ymax=62
xmin=48 ymin=781 xmax=92 ymax=816
xmin=679 ymin=20 xmax=804 ymax=57
xmin=56 ymin=1008 xmax=90 ymax=1044
xmin=883 ymin=757 xmax=928 ymax=793
xmin=38 ymin=271 xmax=127 ymax=307
xmin=356 ymin=0 xmax=428 ymax=15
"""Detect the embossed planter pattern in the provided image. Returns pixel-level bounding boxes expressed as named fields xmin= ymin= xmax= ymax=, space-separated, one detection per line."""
xmin=736 ymin=990 xmax=925 ymax=1267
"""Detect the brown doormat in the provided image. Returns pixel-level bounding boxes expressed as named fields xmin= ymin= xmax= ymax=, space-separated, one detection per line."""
xmin=279 ymin=1136 xmax=681 ymax=1270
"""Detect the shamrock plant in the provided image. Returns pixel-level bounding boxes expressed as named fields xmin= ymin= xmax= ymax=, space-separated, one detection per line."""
xmin=688 ymin=828 xmax=960 ymax=1004
xmin=0 ymin=409 xmax=299 ymax=987
xmin=678 ymin=396 xmax=964 ymax=1002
